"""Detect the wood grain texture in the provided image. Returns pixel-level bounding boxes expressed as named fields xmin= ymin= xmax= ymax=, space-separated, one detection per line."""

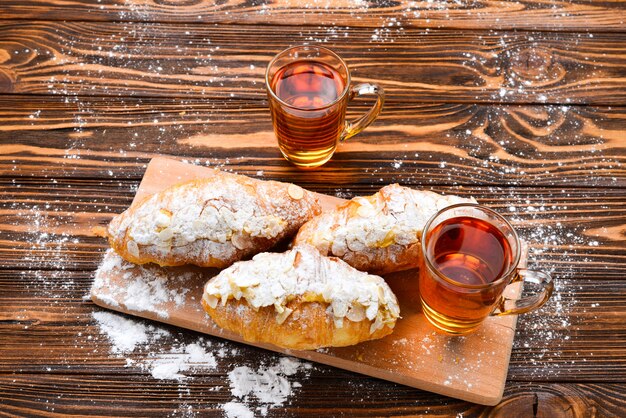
xmin=1 ymin=178 xmax=624 ymax=276
xmin=1 ymin=375 xmax=625 ymax=417
xmin=1 ymin=22 xmax=626 ymax=104
xmin=1 ymin=269 xmax=625 ymax=381
xmin=1 ymin=372 xmax=624 ymax=417
xmin=1 ymin=97 xmax=624 ymax=187
xmin=1 ymin=0 xmax=625 ymax=413
xmin=1 ymin=0 xmax=625 ymax=32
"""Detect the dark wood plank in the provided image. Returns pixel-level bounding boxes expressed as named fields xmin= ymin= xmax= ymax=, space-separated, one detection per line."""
xmin=1 ymin=0 xmax=625 ymax=32
xmin=2 ymin=22 xmax=626 ymax=104
xmin=1 ymin=96 xmax=624 ymax=187
xmin=1 ymin=270 xmax=625 ymax=381
xmin=1 ymin=374 xmax=625 ymax=417
xmin=0 ymin=178 xmax=624 ymax=276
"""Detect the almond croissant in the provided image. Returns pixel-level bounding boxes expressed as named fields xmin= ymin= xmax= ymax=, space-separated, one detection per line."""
xmin=293 ymin=184 xmax=475 ymax=275
xmin=202 ymin=244 xmax=400 ymax=350
xmin=105 ymin=172 xmax=321 ymax=268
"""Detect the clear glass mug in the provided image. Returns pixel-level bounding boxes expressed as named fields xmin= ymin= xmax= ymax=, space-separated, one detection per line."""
xmin=265 ymin=45 xmax=384 ymax=169
xmin=419 ymin=203 xmax=554 ymax=335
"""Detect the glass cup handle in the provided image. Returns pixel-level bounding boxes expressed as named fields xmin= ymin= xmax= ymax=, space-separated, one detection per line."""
xmin=492 ymin=269 xmax=554 ymax=316
xmin=340 ymin=83 xmax=385 ymax=141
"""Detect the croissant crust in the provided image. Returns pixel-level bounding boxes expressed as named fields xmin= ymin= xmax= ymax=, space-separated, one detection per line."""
xmin=202 ymin=298 xmax=394 ymax=350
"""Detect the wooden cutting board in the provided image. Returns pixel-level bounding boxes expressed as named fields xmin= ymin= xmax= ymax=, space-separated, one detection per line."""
xmin=91 ymin=157 xmax=525 ymax=406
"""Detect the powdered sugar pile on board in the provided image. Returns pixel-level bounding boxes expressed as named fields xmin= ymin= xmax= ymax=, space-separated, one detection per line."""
xmin=93 ymin=249 xmax=196 ymax=318
xmin=92 ymin=310 xmax=312 ymax=416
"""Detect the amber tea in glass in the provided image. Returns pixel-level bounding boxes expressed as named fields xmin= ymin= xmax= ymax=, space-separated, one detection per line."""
xmin=266 ymin=45 xmax=384 ymax=169
xmin=419 ymin=204 xmax=554 ymax=335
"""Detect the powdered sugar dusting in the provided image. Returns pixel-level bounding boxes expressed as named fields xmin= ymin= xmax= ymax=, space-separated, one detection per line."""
xmin=93 ymin=250 xmax=195 ymax=318
xmin=504 ymin=192 xmax=584 ymax=377
xmin=92 ymin=310 xmax=218 ymax=380
xmin=91 ymin=310 xmax=313 ymax=416
xmin=92 ymin=311 xmax=153 ymax=353
xmin=228 ymin=357 xmax=310 ymax=406
xmin=148 ymin=342 xmax=217 ymax=380
xmin=222 ymin=402 xmax=254 ymax=418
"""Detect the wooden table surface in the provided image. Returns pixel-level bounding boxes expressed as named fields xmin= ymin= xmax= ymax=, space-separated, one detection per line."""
xmin=1 ymin=1 xmax=625 ymax=417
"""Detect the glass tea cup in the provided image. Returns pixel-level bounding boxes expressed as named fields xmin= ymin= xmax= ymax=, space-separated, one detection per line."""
xmin=265 ymin=45 xmax=384 ymax=169
xmin=418 ymin=203 xmax=554 ymax=335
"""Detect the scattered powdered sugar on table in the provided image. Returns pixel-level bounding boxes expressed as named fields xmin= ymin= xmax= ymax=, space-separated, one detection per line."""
xmin=92 ymin=310 xmax=216 ymax=380
xmin=228 ymin=357 xmax=309 ymax=405
xmin=505 ymin=195 xmax=585 ymax=377
xmin=92 ymin=311 xmax=156 ymax=353
xmin=149 ymin=342 xmax=217 ymax=380
xmin=92 ymin=310 xmax=313 ymax=416
xmin=8 ymin=198 xmax=75 ymax=275
xmin=222 ymin=402 xmax=254 ymax=418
